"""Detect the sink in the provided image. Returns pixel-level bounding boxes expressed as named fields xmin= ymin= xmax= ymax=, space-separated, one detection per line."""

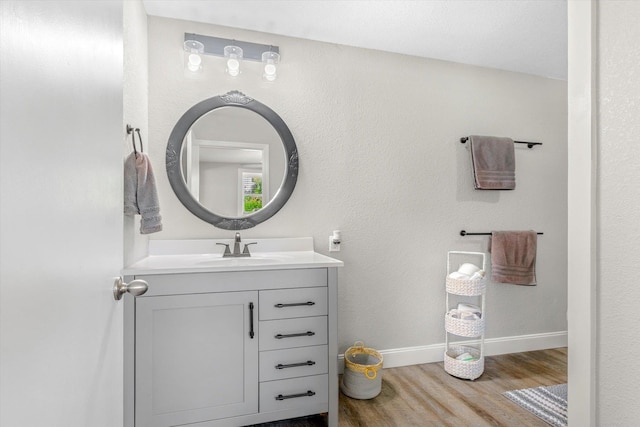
xmin=192 ymin=252 xmax=295 ymax=267
xmin=195 ymin=257 xmax=280 ymax=267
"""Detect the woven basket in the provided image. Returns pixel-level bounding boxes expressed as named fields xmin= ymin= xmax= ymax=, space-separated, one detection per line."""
xmin=446 ymin=251 xmax=487 ymax=296
xmin=445 ymin=276 xmax=486 ymax=296
xmin=444 ymin=345 xmax=484 ymax=380
xmin=341 ymin=341 xmax=383 ymax=399
xmin=445 ymin=310 xmax=485 ymax=337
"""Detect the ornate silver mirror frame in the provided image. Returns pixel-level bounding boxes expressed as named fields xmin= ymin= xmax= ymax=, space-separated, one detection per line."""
xmin=166 ymin=91 xmax=298 ymax=230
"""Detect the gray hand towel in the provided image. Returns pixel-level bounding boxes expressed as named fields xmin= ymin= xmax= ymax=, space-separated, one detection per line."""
xmin=489 ymin=231 xmax=537 ymax=285
xmin=469 ymin=135 xmax=516 ymax=190
xmin=123 ymin=152 xmax=163 ymax=234
xmin=123 ymin=153 xmax=139 ymax=216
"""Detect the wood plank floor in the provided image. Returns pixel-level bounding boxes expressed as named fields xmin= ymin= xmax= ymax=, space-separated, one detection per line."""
xmin=253 ymin=347 xmax=567 ymax=427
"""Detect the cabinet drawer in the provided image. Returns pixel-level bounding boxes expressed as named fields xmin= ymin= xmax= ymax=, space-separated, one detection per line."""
xmin=259 ymin=316 xmax=327 ymax=351
xmin=259 ymin=287 xmax=328 ymax=320
xmin=260 ymin=345 xmax=328 ymax=382
xmin=259 ymin=375 xmax=328 ymax=414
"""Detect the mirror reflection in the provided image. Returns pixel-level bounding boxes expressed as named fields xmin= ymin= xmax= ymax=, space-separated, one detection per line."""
xmin=180 ymin=107 xmax=286 ymax=218
xmin=166 ymin=91 xmax=298 ymax=230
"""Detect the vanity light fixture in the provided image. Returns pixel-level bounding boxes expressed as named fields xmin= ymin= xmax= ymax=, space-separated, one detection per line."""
xmin=183 ymin=33 xmax=280 ymax=81
xmin=224 ymin=45 xmax=243 ymax=77
xmin=261 ymin=51 xmax=280 ymax=81
xmin=183 ymin=40 xmax=204 ymax=73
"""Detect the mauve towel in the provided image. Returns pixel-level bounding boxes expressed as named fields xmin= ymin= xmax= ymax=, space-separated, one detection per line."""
xmin=489 ymin=231 xmax=537 ymax=285
xmin=469 ymin=135 xmax=516 ymax=190
xmin=123 ymin=152 xmax=163 ymax=234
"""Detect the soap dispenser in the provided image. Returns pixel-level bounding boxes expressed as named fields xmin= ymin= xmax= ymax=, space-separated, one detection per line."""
xmin=329 ymin=230 xmax=341 ymax=252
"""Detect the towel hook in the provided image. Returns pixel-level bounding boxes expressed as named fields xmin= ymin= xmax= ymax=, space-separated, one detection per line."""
xmin=126 ymin=124 xmax=143 ymax=156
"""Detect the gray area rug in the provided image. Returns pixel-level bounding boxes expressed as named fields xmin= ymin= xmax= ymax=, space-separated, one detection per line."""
xmin=503 ymin=383 xmax=567 ymax=427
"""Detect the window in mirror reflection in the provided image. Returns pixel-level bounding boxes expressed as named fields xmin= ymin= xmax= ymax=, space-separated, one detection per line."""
xmin=240 ymin=171 xmax=264 ymax=215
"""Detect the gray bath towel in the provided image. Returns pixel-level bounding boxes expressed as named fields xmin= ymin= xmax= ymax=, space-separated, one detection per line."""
xmin=469 ymin=135 xmax=516 ymax=190
xmin=124 ymin=152 xmax=162 ymax=234
xmin=489 ymin=231 xmax=537 ymax=285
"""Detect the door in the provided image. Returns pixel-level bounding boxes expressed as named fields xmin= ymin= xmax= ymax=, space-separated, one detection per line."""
xmin=135 ymin=291 xmax=259 ymax=427
xmin=0 ymin=2 xmax=124 ymax=426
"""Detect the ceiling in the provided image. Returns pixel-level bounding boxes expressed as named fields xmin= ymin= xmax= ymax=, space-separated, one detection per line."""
xmin=142 ymin=0 xmax=567 ymax=80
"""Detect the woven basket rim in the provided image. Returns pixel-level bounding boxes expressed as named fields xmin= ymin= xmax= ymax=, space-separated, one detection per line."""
xmin=344 ymin=342 xmax=383 ymax=372
xmin=445 ymin=316 xmax=485 ymax=337
xmin=445 ymin=276 xmax=487 ymax=285
xmin=445 ymin=277 xmax=486 ymax=296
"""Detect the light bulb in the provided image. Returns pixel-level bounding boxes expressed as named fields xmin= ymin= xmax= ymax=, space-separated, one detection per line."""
xmin=183 ymin=40 xmax=204 ymax=73
xmin=224 ymin=45 xmax=243 ymax=77
xmin=227 ymin=58 xmax=240 ymax=76
xmin=187 ymin=53 xmax=201 ymax=72
xmin=264 ymin=63 xmax=277 ymax=78
xmin=261 ymin=51 xmax=280 ymax=82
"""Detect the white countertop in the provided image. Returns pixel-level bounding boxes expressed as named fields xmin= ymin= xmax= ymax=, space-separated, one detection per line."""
xmin=122 ymin=238 xmax=344 ymax=275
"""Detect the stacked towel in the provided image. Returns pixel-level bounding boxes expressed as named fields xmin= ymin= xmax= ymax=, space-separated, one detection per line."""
xmin=469 ymin=135 xmax=516 ymax=190
xmin=124 ymin=152 xmax=163 ymax=234
xmin=489 ymin=231 xmax=537 ymax=285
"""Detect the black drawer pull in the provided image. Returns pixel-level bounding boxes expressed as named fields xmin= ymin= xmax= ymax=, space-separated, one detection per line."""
xmin=275 ymin=390 xmax=316 ymax=401
xmin=275 ymin=360 xmax=316 ymax=370
xmin=274 ymin=301 xmax=315 ymax=308
xmin=275 ymin=331 xmax=315 ymax=339
xmin=249 ymin=302 xmax=255 ymax=339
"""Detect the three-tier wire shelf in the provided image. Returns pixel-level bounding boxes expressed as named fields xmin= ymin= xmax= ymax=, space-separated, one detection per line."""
xmin=444 ymin=251 xmax=486 ymax=380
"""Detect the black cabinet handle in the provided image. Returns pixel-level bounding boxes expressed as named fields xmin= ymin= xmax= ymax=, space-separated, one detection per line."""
xmin=275 ymin=390 xmax=315 ymax=401
xmin=249 ymin=302 xmax=255 ymax=339
xmin=275 ymin=360 xmax=316 ymax=370
xmin=274 ymin=301 xmax=315 ymax=308
xmin=274 ymin=331 xmax=315 ymax=339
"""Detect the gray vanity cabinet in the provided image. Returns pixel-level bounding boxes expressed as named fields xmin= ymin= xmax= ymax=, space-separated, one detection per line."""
xmin=134 ymin=291 xmax=258 ymax=426
xmin=124 ymin=267 xmax=339 ymax=427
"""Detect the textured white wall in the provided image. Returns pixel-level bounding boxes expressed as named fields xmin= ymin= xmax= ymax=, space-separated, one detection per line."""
xmin=596 ymin=1 xmax=640 ymax=424
xmin=124 ymin=0 xmax=150 ymax=265
xmin=146 ymin=17 xmax=568 ymax=353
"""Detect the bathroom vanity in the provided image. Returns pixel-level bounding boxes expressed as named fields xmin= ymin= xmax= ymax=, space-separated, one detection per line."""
xmin=122 ymin=91 xmax=338 ymax=426
xmin=122 ymin=238 xmax=342 ymax=427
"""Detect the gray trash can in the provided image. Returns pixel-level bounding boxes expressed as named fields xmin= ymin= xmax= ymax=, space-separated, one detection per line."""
xmin=340 ymin=341 xmax=383 ymax=399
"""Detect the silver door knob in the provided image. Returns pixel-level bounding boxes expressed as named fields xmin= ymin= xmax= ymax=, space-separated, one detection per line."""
xmin=113 ymin=277 xmax=148 ymax=301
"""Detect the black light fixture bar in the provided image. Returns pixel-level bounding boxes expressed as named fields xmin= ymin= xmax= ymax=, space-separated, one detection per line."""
xmin=184 ymin=32 xmax=279 ymax=62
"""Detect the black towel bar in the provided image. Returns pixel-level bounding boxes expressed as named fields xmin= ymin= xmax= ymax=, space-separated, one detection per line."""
xmin=460 ymin=230 xmax=544 ymax=236
xmin=460 ymin=137 xmax=542 ymax=149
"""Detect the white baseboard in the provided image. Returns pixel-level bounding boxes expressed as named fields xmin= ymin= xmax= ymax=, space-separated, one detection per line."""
xmin=338 ymin=331 xmax=567 ymax=373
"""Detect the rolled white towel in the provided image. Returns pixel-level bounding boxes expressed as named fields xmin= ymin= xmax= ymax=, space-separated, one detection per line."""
xmin=469 ymin=270 xmax=486 ymax=280
xmin=457 ymin=263 xmax=480 ymax=276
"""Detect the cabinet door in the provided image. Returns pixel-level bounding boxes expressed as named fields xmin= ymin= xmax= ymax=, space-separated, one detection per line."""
xmin=135 ymin=291 xmax=258 ymax=427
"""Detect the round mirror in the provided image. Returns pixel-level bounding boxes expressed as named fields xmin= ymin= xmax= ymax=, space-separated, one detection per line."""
xmin=166 ymin=91 xmax=298 ymax=230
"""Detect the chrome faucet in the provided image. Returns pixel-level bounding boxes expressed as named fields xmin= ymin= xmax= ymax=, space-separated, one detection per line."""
xmin=233 ymin=232 xmax=242 ymax=256
xmin=217 ymin=232 xmax=256 ymax=257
